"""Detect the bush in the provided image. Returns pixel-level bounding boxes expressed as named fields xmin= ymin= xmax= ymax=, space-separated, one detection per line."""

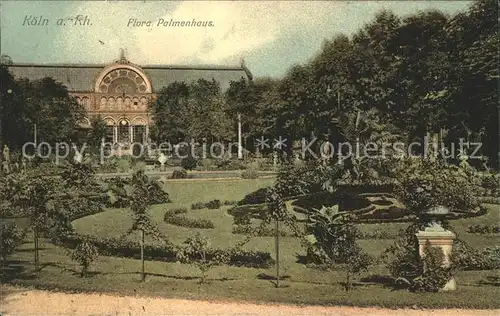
xmin=395 ymin=159 xmax=480 ymax=214
xmin=191 ymin=202 xmax=205 ymax=210
xmin=205 ymin=199 xmax=221 ymax=210
xmin=237 ymin=187 xmax=269 ymax=205
xmin=69 ymin=238 xmax=99 ymax=277
xmin=275 ymin=163 xmax=343 ymax=197
xmin=480 ymin=174 xmax=500 ymax=196
xmin=241 ymin=169 xmax=259 ymax=179
xmin=176 ymin=232 xmax=229 ymax=283
xmin=303 ymin=206 xmax=373 ymax=290
xmin=0 ymin=223 xmax=26 ymax=263
xmin=477 ymin=196 xmax=500 ymax=205
xmin=452 ymin=240 xmax=500 ymax=270
xmin=233 ymin=212 xmax=252 ymax=226
xmin=171 ymin=169 xmax=187 ymax=179
xmin=229 ymin=204 xmax=268 ymax=222
xmin=165 ymin=215 xmax=215 ymax=229
xmin=116 ymin=157 xmax=132 ymax=173
xmin=190 ymin=200 xmax=222 ymax=210
xmin=132 ymin=161 xmax=147 ymax=172
xmin=358 ymin=229 xmax=396 ymax=239
xmin=164 ymin=207 xmax=188 ymax=219
xmin=409 ymin=243 xmax=455 ymax=293
xmin=215 ymin=159 xmax=246 ymax=170
xmin=466 ymin=224 xmax=500 ymax=234
xmin=232 ymin=224 xmax=298 ymax=237
xmin=223 ymin=200 xmax=238 ymax=206
xmin=383 ymin=225 xmax=456 ymax=292
xmin=181 ymin=156 xmax=198 ymax=170
xmin=55 ymin=233 xmax=273 ymax=268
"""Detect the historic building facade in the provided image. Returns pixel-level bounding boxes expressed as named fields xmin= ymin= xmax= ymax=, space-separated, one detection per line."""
xmin=9 ymin=54 xmax=252 ymax=146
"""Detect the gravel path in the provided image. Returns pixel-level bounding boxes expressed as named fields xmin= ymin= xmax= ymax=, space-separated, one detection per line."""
xmin=1 ymin=285 xmax=498 ymax=316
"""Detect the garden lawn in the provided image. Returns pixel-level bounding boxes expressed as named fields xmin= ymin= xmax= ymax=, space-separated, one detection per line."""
xmin=3 ymin=177 xmax=500 ymax=308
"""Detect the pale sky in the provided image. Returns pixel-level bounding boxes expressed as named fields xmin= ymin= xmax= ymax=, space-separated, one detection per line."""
xmin=1 ymin=1 xmax=472 ymax=78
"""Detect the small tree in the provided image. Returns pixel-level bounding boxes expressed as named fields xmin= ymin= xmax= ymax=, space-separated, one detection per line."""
xmin=264 ymin=185 xmax=301 ymax=288
xmin=109 ymin=170 xmax=167 ymax=282
xmin=70 ymin=238 xmax=99 ymax=277
xmin=0 ymin=172 xmax=62 ymax=272
xmin=0 ymin=160 xmax=105 ymax=273
xmin=176 ymin=232 xmax=229 ymax=284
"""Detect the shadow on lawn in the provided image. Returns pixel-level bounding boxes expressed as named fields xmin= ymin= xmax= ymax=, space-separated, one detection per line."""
xmin=95 ymin=271 xmax=236 ymax=282
xmin=15 ymin=247 xmax=50 ymax=252
xmin=478 ymin=275 xmax=500 ymax=287
xmin=360 ymin=274 xmax=412 ymax=291
xmin=0 ymin=259 xmax=37 ymax=283
xmin=257 ymin=273 xmax=291 ymax=287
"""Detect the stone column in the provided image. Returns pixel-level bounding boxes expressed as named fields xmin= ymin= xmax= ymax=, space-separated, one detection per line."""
xmin=145 ymin=125 xmax=150 ymax=143
xmin=113 ymin=125 xmax=118 ymax=144
xmin=130 ymin=125 xmax=134 ymax=143
xmin=416 ymin=224 xmax=457 ymax=291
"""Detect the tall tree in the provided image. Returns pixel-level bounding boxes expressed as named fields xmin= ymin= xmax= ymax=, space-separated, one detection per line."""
xmin=87 ymin=115 xmax=108 ymax=153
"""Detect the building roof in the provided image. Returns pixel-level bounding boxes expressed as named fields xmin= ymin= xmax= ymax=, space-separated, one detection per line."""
xmin=8 ymin=61 xmax=252 ymax=92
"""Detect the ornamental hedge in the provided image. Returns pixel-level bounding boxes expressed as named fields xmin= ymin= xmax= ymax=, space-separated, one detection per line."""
xmin=54 ymin=233 xmax=274 ymax=268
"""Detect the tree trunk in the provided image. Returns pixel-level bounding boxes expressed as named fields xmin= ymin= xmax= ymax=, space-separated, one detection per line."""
xmin=345 ymin=270 xmax=351 ymax=291
xmin=275 ymin=219 xmax=280 ymax=288
xmin=140 ymin=229 xmax=145 ymax=282
xmin=0 ymin=115 xmax=3 ymax=177
xmin=33 ymin=227 xmax=39 ymax=272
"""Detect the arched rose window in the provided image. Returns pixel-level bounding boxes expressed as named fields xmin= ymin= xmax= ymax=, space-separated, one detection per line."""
xmin=98 ymin=68 xmax=148 ymax=94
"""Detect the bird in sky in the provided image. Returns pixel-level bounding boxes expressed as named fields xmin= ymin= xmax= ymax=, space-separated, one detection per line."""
xmin=98 ymin=40 xmax=105 ymax=45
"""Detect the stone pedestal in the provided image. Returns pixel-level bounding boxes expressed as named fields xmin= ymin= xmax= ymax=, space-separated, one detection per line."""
xmin=416 ymin=224 xmax=457 ymax=291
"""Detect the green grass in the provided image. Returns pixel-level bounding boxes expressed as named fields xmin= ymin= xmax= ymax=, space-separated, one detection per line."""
xmin=3 ymin=178 xmax=500 ymax=308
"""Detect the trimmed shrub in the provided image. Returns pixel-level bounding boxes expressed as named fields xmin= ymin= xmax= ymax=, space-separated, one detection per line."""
xmin=164 ymin=207 xmax=188 ymax=219
xmin=232 ymin=224 xmax=299 ymax=237
xmin=205 ymin=199 xmax=221 ymax=210
xmin=241 ymin=169 xmax=259 ymax=179
xmin=466 ymin=224 xmax=500 ymax=234
xmin=54 ymin=234 xmax=273 ymax=268
xmin=171 ymin=169 xmax=187 ymax=179
xmin=358 ymin=229 xmax=396 ymax=239
xmin=165 ymin=215 xmax=215 ymax=229
xmin=238 ymin=187 xmax=269 ymax=205
xmin=228 ymin=204 xmax=268 ymax=222
xmin=190 ymin=200 xmax=222 ymax=210
xmin=191 ymin=202 xmax=205 ymax=210
xmin=477 ymin=196 xmax=500 ymax=205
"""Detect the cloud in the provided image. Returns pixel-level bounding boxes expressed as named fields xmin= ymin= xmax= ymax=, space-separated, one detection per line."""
xmin=56 ymin=1 xmax=344 ymax=65
xmin=2 ymin=1 xmax=471 ymax=76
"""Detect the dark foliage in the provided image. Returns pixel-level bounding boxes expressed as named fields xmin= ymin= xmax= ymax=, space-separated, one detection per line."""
xmin=181 ymin=156 xmax=198 ymax=170
xmin=171 ymin=169 xmax=188 ymax=179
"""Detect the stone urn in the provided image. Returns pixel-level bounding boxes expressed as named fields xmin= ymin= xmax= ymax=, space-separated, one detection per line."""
xmin=420 ymin=205 xmax=450 ymax=229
